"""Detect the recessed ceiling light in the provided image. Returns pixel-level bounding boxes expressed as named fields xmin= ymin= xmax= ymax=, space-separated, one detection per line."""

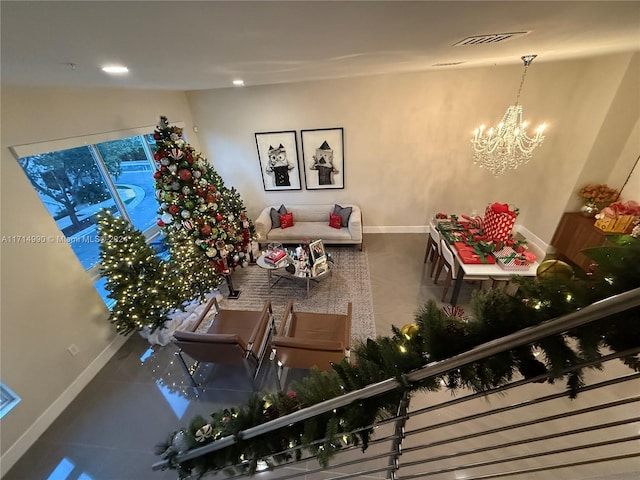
xmin=232 ymin=79 xmax=244 ymax=87
xmin=102 ymin=65 xmax=129 ymax=74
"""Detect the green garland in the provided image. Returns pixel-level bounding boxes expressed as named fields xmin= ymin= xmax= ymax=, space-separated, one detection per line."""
xmin=156 ymin=235 xmax=640 ymax=479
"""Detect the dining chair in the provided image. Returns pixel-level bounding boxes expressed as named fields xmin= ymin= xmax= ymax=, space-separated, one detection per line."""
xmin=423 ymin=221 xmax=437 ymax=264
xmin=436 ymin=239 xmax=489 ymax=303
xmin=173 ymin=297 xmax=275 ymax=388
xmin=428 ymin=225 xmax=443 ymax=280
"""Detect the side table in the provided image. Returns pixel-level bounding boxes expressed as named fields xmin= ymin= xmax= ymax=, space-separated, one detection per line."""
xmin=256 ymin=254 xmax=289 ymax=293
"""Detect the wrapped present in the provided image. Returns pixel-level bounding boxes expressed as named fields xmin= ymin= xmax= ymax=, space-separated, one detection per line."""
xmin=595 ymin=200 xmax=639 ymax=233
xmin=484 ymin=203 xmax=518 ymax=242
xmin=454 ymin=242 xmax=496 ymax=264
xmin=494 ymin=246 xmax=536 ymax=271
xmin=594 ymin=214 xmax=638 ymax=233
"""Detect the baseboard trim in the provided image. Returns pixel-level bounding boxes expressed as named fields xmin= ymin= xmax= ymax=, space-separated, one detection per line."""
xmin=514 ymin=224 xmax=550 ymax=253
xmin=0 ymin=334 xmax=128 ymax=476
xmin=363 ymin=225 xmax=429 ymax=234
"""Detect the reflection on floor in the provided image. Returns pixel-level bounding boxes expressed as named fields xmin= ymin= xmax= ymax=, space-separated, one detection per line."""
xmin=6 ymin=234 xmax=637 ymax=480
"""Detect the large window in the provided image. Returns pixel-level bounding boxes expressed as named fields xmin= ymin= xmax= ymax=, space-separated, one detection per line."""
xmin=10 ymin=126 xmax=173 ymax=305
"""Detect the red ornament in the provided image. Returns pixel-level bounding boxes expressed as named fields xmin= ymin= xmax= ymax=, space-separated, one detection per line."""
xmin=160 ymin=165 xmax=167 ymax=172
xmin=216 ymin=214 xmax=223 ymax=222
xmin=186 ymin=154 xmax=193 ymax=164
xmin=200 ymin=224 xmax=212 ymax=237
xmin=153 ymin=171 xmax=161 ymax=179
xmin=178 ymin=169 xmax=192 ymax=181
xmin=153 ymin=133 xmax=160 ymax=140
xmin=168 ymin=205 xmax=180 ymax=215
xmin=206 ymin=195 xmax=215 ymax=203
xmin=157 ymin=219 xmax=165 ymax=227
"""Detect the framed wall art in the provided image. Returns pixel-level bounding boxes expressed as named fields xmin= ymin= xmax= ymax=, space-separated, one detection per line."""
xmin=301 ymin=127 xmax=344 ymax=190
xmin=255 ymin=130 xmax=301 ymax=191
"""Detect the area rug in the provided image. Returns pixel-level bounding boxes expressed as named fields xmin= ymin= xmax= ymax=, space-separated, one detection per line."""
xmin=212 ymin=246 xmax=377 ymax=345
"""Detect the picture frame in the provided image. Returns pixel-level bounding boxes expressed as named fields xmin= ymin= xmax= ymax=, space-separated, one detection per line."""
xmin=301 ymin=128 xmax=344 ymax=190
xmin=312 ymin=257 xmax=329 ymax=277
xmin=255 ymin=130 xmax=301 ymax=191
xmin=309 ymin=239 xmax=326 ymax=264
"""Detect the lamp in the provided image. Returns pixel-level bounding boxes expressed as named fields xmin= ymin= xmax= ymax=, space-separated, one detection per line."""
xmin=471 ymin=55 xmax=547 ymax=176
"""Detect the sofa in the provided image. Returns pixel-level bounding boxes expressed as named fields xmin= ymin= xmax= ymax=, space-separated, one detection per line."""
xmin=255 ymin=204 xmax=363 ymax=249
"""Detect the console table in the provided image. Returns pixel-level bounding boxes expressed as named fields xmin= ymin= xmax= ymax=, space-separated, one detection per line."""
xmin=550 ymin=212 xmax=607 ymax=272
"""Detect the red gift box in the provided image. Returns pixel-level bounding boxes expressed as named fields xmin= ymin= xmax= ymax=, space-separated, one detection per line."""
xmin=453 ymin=242 xmax=496 ymax=264
xmin=484 ymin=203 xmax=517 ymax=242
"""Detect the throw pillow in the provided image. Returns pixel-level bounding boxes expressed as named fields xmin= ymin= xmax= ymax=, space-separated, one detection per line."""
xmin=329 ymin=213 xmax=342 ymax=229
xmin=270 ymin=204 xmax=288 ymax=228
xmin=280 ymin=212 xmax=294 ymax=229
xmin=333 ymin=204 xmax=352 ymax=227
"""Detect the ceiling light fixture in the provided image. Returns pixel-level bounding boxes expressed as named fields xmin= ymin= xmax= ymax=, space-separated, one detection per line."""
xmin=232 ymin=79 xmax=244 ymax=87
xmin=102 ymin=65 xmax=129 ymax=74
xmin=471 ymin=55 xmax=547 ymax=176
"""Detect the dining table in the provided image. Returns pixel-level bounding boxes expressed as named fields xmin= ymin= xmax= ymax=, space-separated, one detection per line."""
xmin=448 ymin=246 xmax=539 ymax=305
xmin=435 ymin=217 xmax=540 ymax=305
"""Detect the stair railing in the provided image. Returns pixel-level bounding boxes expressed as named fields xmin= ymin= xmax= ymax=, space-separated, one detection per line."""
xmin=152 ymin=287 xmax=640 ymax=477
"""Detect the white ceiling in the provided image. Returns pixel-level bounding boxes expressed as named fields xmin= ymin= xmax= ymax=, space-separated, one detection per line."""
xmin=1 ymin=1 xmax=639 ymax=91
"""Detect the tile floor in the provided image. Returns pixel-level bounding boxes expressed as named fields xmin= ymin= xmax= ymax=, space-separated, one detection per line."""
xmin=5 ymin=234 xmax=639 ymax=480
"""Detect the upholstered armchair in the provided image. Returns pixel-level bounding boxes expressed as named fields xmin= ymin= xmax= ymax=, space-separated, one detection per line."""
xmin=271 ymin=301 xmax=352 ymax=385
xmin=173 ymin=297 xmax=275 ymax=387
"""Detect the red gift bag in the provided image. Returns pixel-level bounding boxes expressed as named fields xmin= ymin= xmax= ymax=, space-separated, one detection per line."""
xmin=484 ymin=203 xmax=517 ymax=242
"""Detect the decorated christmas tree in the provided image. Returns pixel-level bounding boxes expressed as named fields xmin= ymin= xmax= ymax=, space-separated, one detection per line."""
xmin=152 ymin=116 xmax=254 ymax=300
xmin=96 ymin=210 xmax=184 ymax=335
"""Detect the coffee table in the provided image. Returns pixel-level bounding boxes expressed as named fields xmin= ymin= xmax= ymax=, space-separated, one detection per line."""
xmin=256 ymin=253 xmax=332 ymax=296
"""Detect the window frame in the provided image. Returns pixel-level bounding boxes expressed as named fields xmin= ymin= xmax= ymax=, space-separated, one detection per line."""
xmin=9 ymin=123 xmax=183 ymax=287
xmin=0 ymin=382 xmax=21 ymax=418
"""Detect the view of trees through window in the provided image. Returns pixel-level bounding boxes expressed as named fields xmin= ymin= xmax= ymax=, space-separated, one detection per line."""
xmin=17 ymin=133 xmax=160 ymax=275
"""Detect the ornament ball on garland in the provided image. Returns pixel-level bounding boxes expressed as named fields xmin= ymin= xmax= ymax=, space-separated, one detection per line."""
xmin=536 ymin=259 xmax=574 ymax=279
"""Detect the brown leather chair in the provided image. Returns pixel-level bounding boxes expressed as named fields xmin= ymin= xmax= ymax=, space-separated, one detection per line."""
xmin=173 ymin=297 xmax=275 ymax=387
xmin=271 ymin=301 xmax=352 ymax=384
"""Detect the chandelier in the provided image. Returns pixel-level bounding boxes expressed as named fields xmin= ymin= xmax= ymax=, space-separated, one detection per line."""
xmin=471 ymin=55 xmax=547 ymax=176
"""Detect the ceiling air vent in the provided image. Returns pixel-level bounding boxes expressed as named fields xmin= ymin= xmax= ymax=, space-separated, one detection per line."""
xmin=453 ymin=32 xmax=530 ymax=46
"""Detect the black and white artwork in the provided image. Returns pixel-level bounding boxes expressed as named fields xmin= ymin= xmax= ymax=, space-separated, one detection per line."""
xmin=255 ymin=131 xmax=301 ymax=191
xmin=301 ymin=128 xmax=344 ymax=190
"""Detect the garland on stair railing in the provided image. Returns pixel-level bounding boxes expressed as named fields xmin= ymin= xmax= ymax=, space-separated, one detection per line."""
xmin=155 ymin=235 xmax=640 ymax=479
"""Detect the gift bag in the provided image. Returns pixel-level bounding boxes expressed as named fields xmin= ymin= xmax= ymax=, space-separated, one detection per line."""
xmin=484 ymin=203 xmax=517 ymax=242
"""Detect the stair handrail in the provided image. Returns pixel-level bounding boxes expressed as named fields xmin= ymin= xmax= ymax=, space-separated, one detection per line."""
xmin=153 ymin=286 xmax=640 ymax=470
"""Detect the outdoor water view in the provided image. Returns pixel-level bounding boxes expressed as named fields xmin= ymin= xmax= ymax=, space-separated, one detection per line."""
xmin=17 ymin=133 xmax=162 ymax=304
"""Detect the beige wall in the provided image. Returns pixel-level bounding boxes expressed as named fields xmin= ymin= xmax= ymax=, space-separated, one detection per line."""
xmin=0 ymin=86 xmax=197 ymax=472
xmin=0 ymin=51 xmax=638 ymax=471
xmin=187 ymin=52 xmax=639 ymax=242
